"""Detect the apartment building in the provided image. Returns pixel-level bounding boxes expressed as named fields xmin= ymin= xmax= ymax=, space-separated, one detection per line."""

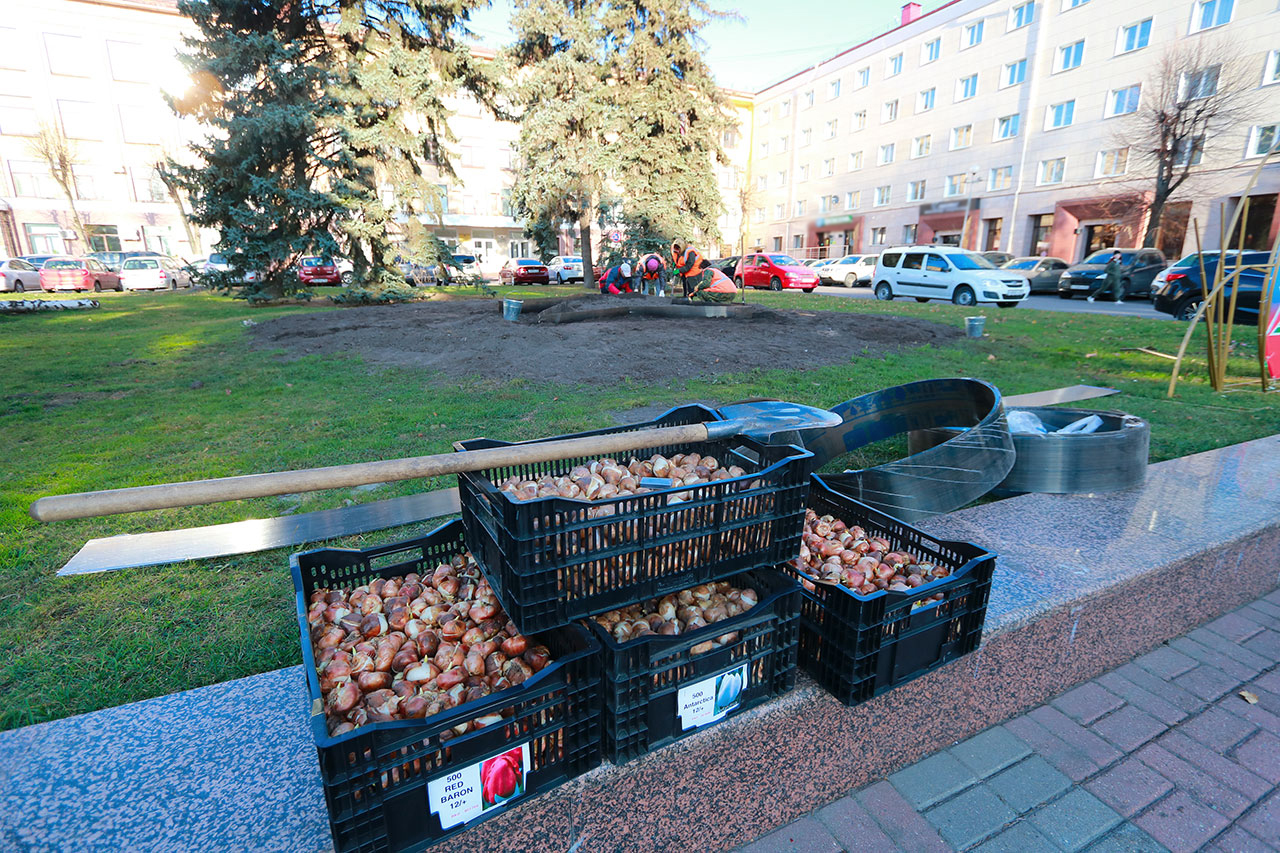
xmin=745 ymin=0 xmax=1280 ymax=262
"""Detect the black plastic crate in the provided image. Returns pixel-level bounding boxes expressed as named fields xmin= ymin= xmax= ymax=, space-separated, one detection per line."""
xmin=584 ymin=569 xmax=801 ymax=764
xmin=455 ymin=405 xmax=813 ymax=634
xmin=292 ymin=520 xmax=602 ymax=853
xmin=783 ymin=477 xmax=995 ymax=706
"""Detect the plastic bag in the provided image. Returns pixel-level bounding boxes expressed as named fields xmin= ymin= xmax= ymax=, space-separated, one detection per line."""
xmin=1056 ymin=414 xmax=1104 ymax=435
xmin=1007 ymin=410 xmax=1048 ymax=435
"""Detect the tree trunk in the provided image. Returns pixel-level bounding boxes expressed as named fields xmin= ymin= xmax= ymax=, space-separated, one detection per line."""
xmin=1142 ymin=193 xmax=1168 ymax=249
xmin=55 ymin=180 xmax=90 ymax=249
xmin=578 ymin=203 xmax=594 ymax=290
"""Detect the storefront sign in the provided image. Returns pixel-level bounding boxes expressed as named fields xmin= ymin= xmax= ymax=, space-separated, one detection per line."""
xmin=427 ymin=743 xmax=531 ymax=830
xmin=920 ymin=198 xmax=980 ymax=216
xmin=678 ymin=663 xmax=749 ymax=730
xmin=815 ymin=214 xmax=856 ymax=228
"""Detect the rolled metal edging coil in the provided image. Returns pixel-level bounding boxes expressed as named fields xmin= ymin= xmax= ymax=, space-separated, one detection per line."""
xmin=908 ymin=407 xmax=1150 ymax=496
xmin=793 ymin=378 xmax=1015 ymax=523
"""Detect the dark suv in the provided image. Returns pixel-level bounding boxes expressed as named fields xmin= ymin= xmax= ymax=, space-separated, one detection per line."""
xmin=1057 ymin=248 xmax=1166 ymax=300
xmin=1153 ymin=251 xmax=1271 ymax=323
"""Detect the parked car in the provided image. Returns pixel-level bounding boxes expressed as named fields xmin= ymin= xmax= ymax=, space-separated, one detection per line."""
xmin=821 ymin=254 xmax=878 ymax=287
xmin=1153 ymin=251 xmax=1272 ymax=323
xmin=200 ymin=252 xmax=263 ymax=284
xmin=1057 ymin=248 xmax=1166 ymax=300
xmin=547 ymin=255 xmax=584 ymax=284
xmin=40 ymin=257 xmax=123 ymax=292
xmin=500 ymin=258 xmax=550 ymax=285
xmin=709 ymin=256 xmax=740 ymax=277
xmin=1000 ymin=256 xmax=1070 ymax=293
xmin=297 ymin=256 xmax=341 ymax=286
xmin=120 ymin=256 xmax=190 ymax=290
xmin=872 ymin=246 xmax=1029 ymax=307
xmin=733 ymin=253 xmax=821 ymax=292
xmin=335 ymin=258 xmax=354 ymax=285
xmin=981 ymin=251 xmax=1016 ymax=267
xmin=87 ymin=251 xmax=163 ymax=272
xmin=0 ymin=258 xmax=40 ymax=292
xmin=1151 ymin=251 xmax=1237 ymax=297
xmin=452 ymin=254 xmax=482 ymax=281
xmin=20 ymin=255 xmax=57 ymax=269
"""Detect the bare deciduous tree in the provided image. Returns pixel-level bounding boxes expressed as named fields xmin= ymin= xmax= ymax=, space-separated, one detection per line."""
xmin=156 ymin=157 xmax=202 ymax=255
xmin=27 ymin=122 xmax=90 ymax=248
xmin=1119 ymin=40 xmax=1259 ymax=248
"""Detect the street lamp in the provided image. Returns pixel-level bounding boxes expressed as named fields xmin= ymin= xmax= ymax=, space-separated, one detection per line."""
xmin=960 ymin=164 xmax=980 ymax=250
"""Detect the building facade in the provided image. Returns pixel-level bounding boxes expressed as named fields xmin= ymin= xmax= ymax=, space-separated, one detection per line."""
xmin=745 ymin=0 xmax=1280 ymax=262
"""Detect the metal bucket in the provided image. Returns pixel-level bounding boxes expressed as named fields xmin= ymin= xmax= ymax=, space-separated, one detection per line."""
xmin=965 ymin=316 xmax=986 ymax=338
xmin=502 ymin=298 xmax=523 ymax=322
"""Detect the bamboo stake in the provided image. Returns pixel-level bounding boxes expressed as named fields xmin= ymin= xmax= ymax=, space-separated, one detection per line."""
xmin=1219 ymin=198 xmax=1250 ymax=388
xmin=1191 ymin=218 xmax=1216 ymax=382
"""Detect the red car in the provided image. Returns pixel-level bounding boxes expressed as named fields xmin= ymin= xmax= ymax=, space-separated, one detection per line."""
xmin=298 ymin=256 xmax=341 ymax=285
xmin=733 ymin=253 xmax=820 ymax=292
xmin=40 ymin=257 xmax=122 ymax=292
xmin=500 ymin=258 xmax=550 ymax=285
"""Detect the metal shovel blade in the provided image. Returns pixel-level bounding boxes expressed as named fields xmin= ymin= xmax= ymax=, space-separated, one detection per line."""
xmin=711 ymin=400 xmax=844 ymax=443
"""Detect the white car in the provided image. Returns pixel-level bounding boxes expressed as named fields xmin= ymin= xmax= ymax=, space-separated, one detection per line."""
xmin=547 ymin=255 xmax=584 ymax=284
xmin=201 ymin=251 xmax=262 ymax=284
xmin=821 ymin=254 xmax=878 ymax=287
xmin=872 ymin=246 xmax=1029 ymax=307
xmin=120 ymin=256 xmax=191 ymax=290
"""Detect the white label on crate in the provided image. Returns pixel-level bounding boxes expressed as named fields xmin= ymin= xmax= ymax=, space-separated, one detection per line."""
xmin=427 ymin=742 xmax=531 ymax=830
xmin=677 ymin=663 xmax=749 ymax=731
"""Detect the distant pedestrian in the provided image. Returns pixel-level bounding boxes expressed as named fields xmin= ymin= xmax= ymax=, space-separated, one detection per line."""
xmin=1087 ymin=251 xmax=1124 ymax=304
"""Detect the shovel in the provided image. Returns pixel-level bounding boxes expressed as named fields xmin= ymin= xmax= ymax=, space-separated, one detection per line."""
xmin=29 ymin=401 xmax=841 ymax=522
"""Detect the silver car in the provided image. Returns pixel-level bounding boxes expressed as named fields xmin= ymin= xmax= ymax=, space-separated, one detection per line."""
xmin=547 ymin=255 xmax=584 ymax=284
xmin=0 ymin=257 xmax=40 ymax=292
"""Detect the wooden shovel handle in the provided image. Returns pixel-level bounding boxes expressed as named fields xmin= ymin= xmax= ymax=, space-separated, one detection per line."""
xmin=29 ymin=422 xmax=712 ymax=522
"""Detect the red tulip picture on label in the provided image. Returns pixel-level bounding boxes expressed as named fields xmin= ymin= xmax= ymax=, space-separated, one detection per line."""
xmin=481 ymin=745 xmax=528 ymax=811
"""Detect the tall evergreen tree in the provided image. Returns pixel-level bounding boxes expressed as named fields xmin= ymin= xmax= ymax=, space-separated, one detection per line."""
xmin=171 ymin=0 xmax=494 ymax=298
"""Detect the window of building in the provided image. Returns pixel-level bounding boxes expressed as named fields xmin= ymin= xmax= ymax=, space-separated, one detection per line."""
xmin=882 ymin=100 xmax=899 ymax=122
xmin=887 ymin=53 xmax=904 ymax=77
xmin=846 ymin=190 xmax=861 ymax=209
xmin=1037 ymin=157 xmax=1066 ymax=185
xmin=1096 ymin=147 xmax=1129 ymax=176
xmin=822 ymin=158 xmax=835 ymax=177
xmin=106 ymin=40 xmax=155 ymax=83
xmin=72 ymin=167 xmax=100 ymax=200
xmin=1246 ymin=124 xmax=1278 ymax=157
xmin=794 ymin=199 xmax=806 ymax=216
xmin=0 ymin=96 xmax=38 ymax=136
xmin=120 ymin=104 xmax=166 ymax=144
xmin=803 ymin=90 xmax=815 ymax=109
xmin=923 ymin=38 xmax=941 ymax=64
xmin=756 ymin=174 xmax=767 ymax=191
xmin=989 ymin=166 xmax=1013 ymax=190
xmin=58 ymin=100 xmax=102 ymax=140
xmin=1047 ymin=100 xmax=1075 ymax=129
xmin=45 ymin=33 xmax=91 ymax=77
xmin=950 ymin=124 xmax=973 ymax=149
xmin=874 ymin=185 xmax=891 ymax=207
xmin=772 ymin=236 xmax=783 ymax=251
xmin=753 ymin=207 xmax=765 ymax=223
xmin=10 ymin=160 xmax=58 ymax=197
xmin=983 ymin=219 xmax=1003 ymax=251
xmin=801 ymin=128 xmax=812 ymax=146
xmin=829 ymin=79 xmax=842 ymax=99
xmin=781 ymin=99 xmax=792 ymax=117
xmin=761 ymin=107 xmax=771 ymax=124
xmin=776 ymin=170 xmax=787 ymax=187
xmin=907 ymin=180 xmax=927 ymax=202
xmin=87 ymin=224 xmax=122 ymax=252
xmin=877 ymin=143 xmax=896 ymax=165
xmin=0 ymin=27 xmax=27 ymax=71
xmin=856 ymin=66 xmax=870 ymax=88
xmin=1105 ymin=85 xmax=1141 ymax=117
xmin=1003 ymin=59 xmax=1027 ymax=88
xmin=944 ymin=174 xmax=967 ymax=197
xmin=1173 ymin=136 xmax=1205 ymax=166
xmin=1266 ymin=51 xmax=1280 ymax=86
xmin=903 ymin=224 xmax=919 ymax=243
xmin=799 ymin=164 xmax=810 ymax=181
xmin=434 ymin=184 xmax=450 ymax=214
xmin=912 ymin=134 xmax=931 ymax=158
xmin=956 ymin=74 xmax=978 ymax=101
xmin=759 ymin=140 xmax=769 ymax=158
xmin=133 ymin=166 xmax=167 ymax=202
xmin=1191 ymin=0 xmax=1233 ymax=33
xmin=24 ymin=223 xmax=64 ymax=254
xmin=853 ymin=110 xmax=867 ymax=131
xmin=820 ymin=194 xmax=840 ymax=213
xmin=1180 ymin=66 xmax=1220 ymax=100
xmin=779 ymin=135 xmax=789 ymax=152
xmin=1058 ymin=40 xmax=1084 ymax=71
xmin=1010 ymin=1 xmax=1035 ymax=29
xmin=722 ymin=129 xmax=740 ymax=149
xmin=870 ymin=226 xmax=887 ymax=245
xmin=825 ymin=119 xmax=838 ymax=138
xmin=848 ymin=151 xmax=863 ymax=171
xmin=773 ymin=203 xmax=784 ymax=219
xmin=964 ymin=20 xmax=984 ymax=48
xmin=1063 ymin=0 xmax=1090 ymax=8
xmin=996 ymin=114 xmax=1021 ymax=139
xmin=1118 ymin=18 xmax=1152 ymax=54
xmin=917 ymin=87 xmax=936 ymax=112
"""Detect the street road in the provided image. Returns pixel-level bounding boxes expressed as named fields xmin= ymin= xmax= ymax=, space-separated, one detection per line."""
xmin=811 ymin=284 xmax=1166 ymax=319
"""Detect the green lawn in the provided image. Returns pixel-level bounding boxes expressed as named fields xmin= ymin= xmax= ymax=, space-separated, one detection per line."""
xmin=2 ymin=285 xmax=1276 ymax=730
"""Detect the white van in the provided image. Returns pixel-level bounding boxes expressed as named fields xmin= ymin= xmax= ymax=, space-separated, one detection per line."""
xmin=872 ymin=246 xmax=1029 ymax=307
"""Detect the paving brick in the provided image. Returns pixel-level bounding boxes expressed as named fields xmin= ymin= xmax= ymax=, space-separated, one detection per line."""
xmin=971 ymin=821 xmax=1058 ymax=853
xmin=1134 ymin=790 xmax=1232 ymax=853
xmin=1028 ymin=789 xmax=1122 ymax=852
xmin=1091 ymin=705 xmax=1168 ymax=752
xmin=1265 ymin=587 xmax=1280 ymax=607
xmin=1246 ymin=599 xmax=1280 ymax=624
xmin=1115 ymin=663 xmax=1207 ymax=716
xmin=1134 ymin=646 xmax=1199 ymax=680
xmin=1202 ymin=611 xmax=1267 ymax=644
xmin=1180 ymin=707 xmax=1258 ymax=753
xmin=1171 ymin=635 xmax=1268 ymax=682
xmin=1084 ymin=822 xmax=1172 ymax=853
xmin=1051 ymin=682 xmax=1125 ymax=725
xmin=988 ymin=755 xmax=1072 ymax=814
xmin=1135 ymin=744 xmax=1252 ymax=819
xmin=1084 ymin=758 xmax=1174 ymax=817
xmin=889 ymin=751 xmax=978 ymax=810
xmin=1230 ymin=730 xmax=1280 ymax=784
xmin=1173 ymin=666 xmax=1240 ymax=702
xmin=1239 ymin=789 xmax=1280 ymax=847
xmin=1204 ymin=825 xmax=1267 ymax=853
xmin=1095 ymin=672 xmax=1188 ymax=726
xmin=1253 ymin=668 xmax=1280 ymax=696
xmin=1028 ymin=706 xmax=1124 ymax=768
xmin=1219 ymin=693 xmax=1280 ymax=737
xmin=737 ymin=816 xmax=842 ymax=853
xmin=1238 ymin=683 xmax=1280 ymax=717
xmin=1242 ymin=628 xmax=1280 ymax=661
xmin=923 ymin=784 xmax=1015 ymax=850
xmin=815 ymin=796 xmax=900 ymax=853
xmin=948 ymin=726 xmax=1032 ymax=779
xmin=1004 ymin=716 xmax=1100 ymax=782
xmin=854 ymin=780 xmax=951 ymax=853
xmin=1157 ymin=730 xmax=1272 ymax=800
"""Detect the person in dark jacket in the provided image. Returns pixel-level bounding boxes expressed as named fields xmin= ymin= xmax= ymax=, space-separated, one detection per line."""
xmin=599 ymin=262 xmax=634 ymax=295
xmin=670 ymin=240 xmax=710 ymax=297
xmin=1088 ymin=251 xmax=1124 ymax=304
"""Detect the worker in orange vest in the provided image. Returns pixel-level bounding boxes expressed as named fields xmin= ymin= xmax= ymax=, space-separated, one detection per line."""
xmin=670 ymin=239 xmax=710 ymax=298
xmin=690 ymin=267 xmax=738 ymax=303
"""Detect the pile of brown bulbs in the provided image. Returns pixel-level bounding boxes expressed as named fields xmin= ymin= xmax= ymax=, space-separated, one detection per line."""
xmin=593 ymin=580 xmax=759 ymax=654
xmin=795 ymin=509 xmax=950 ymax=601
xmin=307 ymin=552 xmax=552 ymax=738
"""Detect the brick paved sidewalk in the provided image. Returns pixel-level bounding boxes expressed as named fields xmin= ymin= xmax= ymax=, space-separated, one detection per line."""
xmin=737 ymin=589 xmax=1280 ymax=853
